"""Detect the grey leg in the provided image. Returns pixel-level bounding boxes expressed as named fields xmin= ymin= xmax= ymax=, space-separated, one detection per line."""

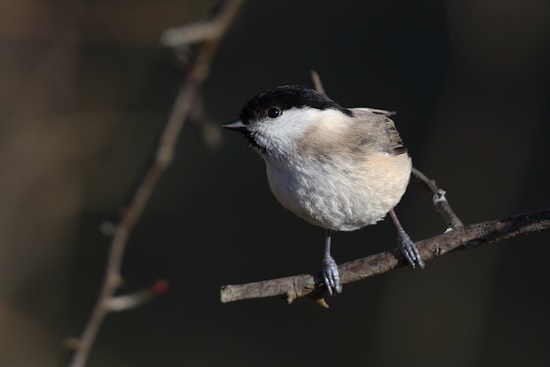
xmin=322 ymin=229 xmax=342 ymax=295
xmin=389 ymin=209 xmax=425 ymax=269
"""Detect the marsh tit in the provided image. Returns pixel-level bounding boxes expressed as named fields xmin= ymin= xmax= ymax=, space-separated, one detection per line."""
xmin=224 ymin=85 xmax=424 ymax=295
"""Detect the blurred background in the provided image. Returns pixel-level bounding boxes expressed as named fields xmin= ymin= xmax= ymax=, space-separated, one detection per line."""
xmin=1 ymin=0 xmax=549 ymax=366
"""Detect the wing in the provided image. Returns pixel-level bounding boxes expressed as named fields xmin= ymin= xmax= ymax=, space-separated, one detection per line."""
xmin=350 ymin=108 xmax=407 ymax=156
xmin=353 ymin=107 xmax=396 ymax=117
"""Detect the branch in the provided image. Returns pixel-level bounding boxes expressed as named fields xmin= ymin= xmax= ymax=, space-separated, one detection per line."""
xmin=310 ymin=70 xmax=326 ymax=94
xmin=411 ymin=168 xmax=464 ymax=229
xmin=67 ymin=2 xmax=244 ymax=366
xmin=221 ymin=208 xmax=550 ymax=304
xmin=160 ymin=0 xmax=245 ymax=47
xmin=106 ymin=280 xmax=169 ymax=312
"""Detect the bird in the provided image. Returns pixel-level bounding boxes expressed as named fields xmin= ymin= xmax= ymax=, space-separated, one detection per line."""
xmin=223 ymin=85 xmax=424 ymax=295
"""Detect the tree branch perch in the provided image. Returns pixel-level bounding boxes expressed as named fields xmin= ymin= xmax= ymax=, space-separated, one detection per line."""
xmin=221 ymin=209 xmax=550 ymax=304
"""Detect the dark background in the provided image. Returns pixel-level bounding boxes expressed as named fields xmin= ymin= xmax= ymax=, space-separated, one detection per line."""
xmin=1 ymin=0 xmax=550 ymax=366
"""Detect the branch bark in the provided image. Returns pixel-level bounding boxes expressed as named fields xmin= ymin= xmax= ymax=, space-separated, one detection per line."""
xmin=411 ymin=168 xmax=464 ymax=229
xmin=221 ymin=208 xmax=550 ymax=304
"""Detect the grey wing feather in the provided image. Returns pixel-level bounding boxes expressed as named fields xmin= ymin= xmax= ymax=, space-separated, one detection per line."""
xmin=350 ymin=108 xmax=407 ymax=156
xmin=384 ymin=117 xmax=407 ymax=155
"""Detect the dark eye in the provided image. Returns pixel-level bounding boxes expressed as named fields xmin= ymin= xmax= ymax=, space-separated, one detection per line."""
xmin=267 ymin=107 xmax=281 ymax=119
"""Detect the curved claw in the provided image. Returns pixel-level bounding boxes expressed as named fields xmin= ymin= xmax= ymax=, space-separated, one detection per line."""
xmin=322 ymin=255 xmax=342 ymax=296
xmin=398 ymin=229 xmax=425 ymax=269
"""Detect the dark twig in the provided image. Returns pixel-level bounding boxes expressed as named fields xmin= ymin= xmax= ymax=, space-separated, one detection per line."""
xmin=221 ymin=208 xmax=550 ymax=304
xmin=68 ymin=1 xmax=244 ymax=366
xmin=160 ymin=0 xmax=245 ymax=47
xmin=310 ymin=70 xmax=326 ymax=94
xmin=411 ymin=167 xmax=464 ymax=229
xmin=107 ymin=280 xmax=169 ymax=312
xmin=310 ymin=70 xmax=395 ymax=116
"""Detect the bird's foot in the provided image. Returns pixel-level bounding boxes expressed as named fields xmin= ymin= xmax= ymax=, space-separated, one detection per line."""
xmin=398 ymin=229 xmax=425 ymax=269
xmin=322 ymin=255 xmax=342 ymax=296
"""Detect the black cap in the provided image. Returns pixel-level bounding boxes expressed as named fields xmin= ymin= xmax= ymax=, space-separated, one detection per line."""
xmin=238 ymin=85 xmax=353 ymax=124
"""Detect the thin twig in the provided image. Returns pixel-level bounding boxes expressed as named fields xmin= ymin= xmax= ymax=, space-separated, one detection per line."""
xmin=221 ymin=208 xmax=550 ymax=304
xmin=107 ymin=280 xmax=168 ymax=312
xmin=310 ymin=70 xmax=395 ymax=116
xmin=411 ymin=167 xmax=464 ymax=229
xmin=310 ymin=70 xmax=325 ymax=94
xmin=67 ymin=2 xmax=244 ymax=366
xmin=160 ymin=0 xmax=245 ymax=47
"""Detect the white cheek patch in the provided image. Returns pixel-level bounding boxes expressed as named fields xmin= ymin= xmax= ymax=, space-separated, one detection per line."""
xmin=254 ymin=108 xmax=349 ymax=154
xmin=255 ymin=108 xmax=310 ymax=141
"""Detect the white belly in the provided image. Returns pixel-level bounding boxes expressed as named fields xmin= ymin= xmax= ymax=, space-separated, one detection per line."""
xmin=265 ymin=153 xmax=412 ymax=231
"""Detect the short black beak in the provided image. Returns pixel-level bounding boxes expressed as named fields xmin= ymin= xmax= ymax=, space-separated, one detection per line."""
xmin=222 ymin=119 xmax=248 ymax=132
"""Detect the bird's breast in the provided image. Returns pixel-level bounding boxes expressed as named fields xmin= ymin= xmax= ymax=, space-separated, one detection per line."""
xmin=264 ymin=152 xmax=412 ymax=231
